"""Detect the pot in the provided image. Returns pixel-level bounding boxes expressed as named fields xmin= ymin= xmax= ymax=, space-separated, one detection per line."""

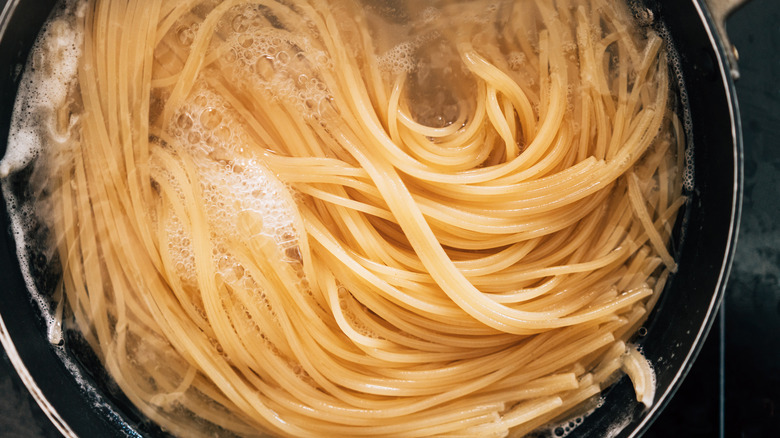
xmin=0 ymin=0 xmax=744 ymax=436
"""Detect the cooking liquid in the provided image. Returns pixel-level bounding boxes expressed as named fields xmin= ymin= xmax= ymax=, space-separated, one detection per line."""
xmin=2 ymin=0 xmax=689 ymax=436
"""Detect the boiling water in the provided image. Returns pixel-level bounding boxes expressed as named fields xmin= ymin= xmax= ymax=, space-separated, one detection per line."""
xmin=1 ymin=0 xmax=86 ymax=345
xmin=2 ymin=0 xmax=692 ymax=436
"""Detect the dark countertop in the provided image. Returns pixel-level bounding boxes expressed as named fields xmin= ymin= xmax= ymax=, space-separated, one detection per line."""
xmin=720 ymin=0 xmax=780 ymax=434
xmin=2 ymin=0 xmax=780 ymax=436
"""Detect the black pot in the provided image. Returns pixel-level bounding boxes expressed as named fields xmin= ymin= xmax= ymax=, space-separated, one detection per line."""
xmin=0 ymin=0 xmax=744 ymax=436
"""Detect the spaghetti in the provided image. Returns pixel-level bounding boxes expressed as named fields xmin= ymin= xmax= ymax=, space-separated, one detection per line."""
xmin=6 ymin=0 xmax=686 ymax=436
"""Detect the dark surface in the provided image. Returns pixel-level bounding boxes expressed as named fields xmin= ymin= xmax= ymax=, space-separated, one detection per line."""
xmin=650 ymin=0 xmax=780 ymax=436
xmin=721 ymin=1 xmax=780 ymax=435
xmin=1 ymin=0 xmax=779 ymax=437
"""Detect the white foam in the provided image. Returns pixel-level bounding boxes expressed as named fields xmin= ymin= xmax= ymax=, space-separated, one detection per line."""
xmin=378 ymin=41 xmax=418 ymax=75
xmin=1 ymin=0 xmax=86 ymax=346
xmin=0 ymin=0 xmax=124 ymax=423
xmin=1 ymin=0 xmax=85 ymax=177
xmin=508 ymin=51 xmax=527 ymax=71
xmin=220 ymin=24 xmax=334 ymax=120
xmin=162 ymin=83 xmax=303 ymax=303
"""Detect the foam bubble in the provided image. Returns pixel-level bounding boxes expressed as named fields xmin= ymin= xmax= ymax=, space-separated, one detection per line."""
xmin=378 ymin=42 xmax=418 ymax=75
xmin=508 ymin=51 xmax=527 ymax=71
xmin=158 ymin=95 xmax=304 ymax=300
xmin=652 ymin=23 xmax=695 ymax=193
xmin=537 ymin=397 xmax=601 ymax=438
xmin=217 ymin=24 xmax=334 ymax=120
xmin=421 ymin=6 xmax=440 ymax=24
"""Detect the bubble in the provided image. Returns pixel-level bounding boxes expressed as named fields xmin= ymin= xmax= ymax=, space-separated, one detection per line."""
xmin=214 ymin=125 xmax=231 ymax=140
xmin=508 ymin=51 xmax=526 ymax=71
xmin=275 ymin=50 xmax=290 ymax=66
xmin=232 ymin=14 xmax=250 ymax=33
xmin=254 ymin=56 xmax=275 ymax=78
xmin=314 ymin=52 xmax=333 ymax=70
xmin=636 ymin=8 xmax=654 ymax=27
xmin=182 ymin=131 xmax=201 ymax=146
xmin=378 ymin=42 xmax=417 ymax=75
xmin=193 ymin=93 xmax=208 ymax=107
xmin=199 ymin=108 xmax=222 ymax=130
xmin=176 ymin=25 xmax=195 ymax=47
xmin=244 ymin=35 xmax=259 ymax=51
xmin=175 ymin=113 xmax=193 ymax=131
xmin=223 ymin=48 xmax=238 ymax=64
xmin=421 ymin=6 xmax=440 ymax=23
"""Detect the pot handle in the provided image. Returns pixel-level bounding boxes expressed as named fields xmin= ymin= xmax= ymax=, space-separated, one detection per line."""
xmin=700 ymin=0 xmax=749 ymax=80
